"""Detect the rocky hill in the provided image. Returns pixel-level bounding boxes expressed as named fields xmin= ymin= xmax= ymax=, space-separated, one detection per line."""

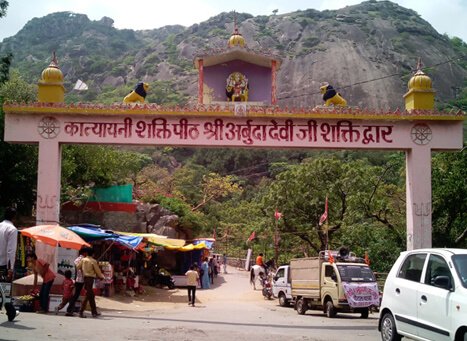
xmin=1 ymin=0 xmax=465 ymax=109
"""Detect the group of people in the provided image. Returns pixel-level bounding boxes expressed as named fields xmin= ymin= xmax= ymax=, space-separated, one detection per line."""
xmin=0 ymin=207 xmax=106 ymax=318
xmin=29 ymin=246 xmax=104 ymax=318
xmin=2 ymin=208 xmax=234 ymax=316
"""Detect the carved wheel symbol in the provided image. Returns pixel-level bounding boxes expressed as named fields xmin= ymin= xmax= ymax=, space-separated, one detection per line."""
xmin=38 ymin=116 xmax=60 ymax=139
xmin=411 ymin=123 xmax=432 ymax=145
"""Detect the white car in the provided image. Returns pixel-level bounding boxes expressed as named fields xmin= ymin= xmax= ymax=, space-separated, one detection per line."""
xmin=272 ymin=265 xmax=293 ymax=307
xmin=378 ymin=248 xmax=467 ymax=341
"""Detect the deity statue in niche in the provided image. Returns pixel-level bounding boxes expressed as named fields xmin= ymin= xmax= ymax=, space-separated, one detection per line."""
xmin=226 ymin=72 xmax=249 ymax=102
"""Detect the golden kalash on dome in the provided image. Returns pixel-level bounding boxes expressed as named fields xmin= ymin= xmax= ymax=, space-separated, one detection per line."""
xmin=37 ymin=52 xmax=65 ymax=103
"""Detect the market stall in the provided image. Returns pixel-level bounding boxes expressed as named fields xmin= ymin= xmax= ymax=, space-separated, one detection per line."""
xmin=14 ymin=224 xmax=89 ymax=312
xmin=67 ymin=225 xmax=144 ymax=296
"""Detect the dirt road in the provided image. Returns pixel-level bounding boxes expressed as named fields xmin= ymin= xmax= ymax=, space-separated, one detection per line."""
xmin=1 ymin=265 xmax=380 ymax=340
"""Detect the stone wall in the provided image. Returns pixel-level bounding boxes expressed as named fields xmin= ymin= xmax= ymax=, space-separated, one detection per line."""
xmin=61 ymin=202 xmax=190 ymax=239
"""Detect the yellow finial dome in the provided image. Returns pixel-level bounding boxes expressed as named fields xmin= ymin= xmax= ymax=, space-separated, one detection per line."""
xmin=38 ymin=52 xmax=65 ymax=103
xmin=40 ymin=52 xmax=63 ymax=83
xmin=404 ymin=58 xmax=435 ymax=110
xmin=408 ymin=69 xmax=432 ymax=90
xmin=407 ymin=58 xmax=432 ymax=91
xmin=228 ymin=31 xmax=245 ymax=47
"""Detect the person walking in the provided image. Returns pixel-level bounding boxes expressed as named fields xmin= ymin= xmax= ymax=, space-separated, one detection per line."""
xmin=28 ymin=253 xmax=56 ymax=313
xmin=54 ymin=270 xmax=74 ymax=314
xmin=200 ymin=257 xmax=210 ymax=289
xmin=185 ymin=265 xmax=199 ymax=307
xmin=65 ymin=248 xmax=87 ymax=316
xmin=77 ymin=247 xmax=104 ymax=318
xmin=0 ymin=207 xmax=18 ymax=281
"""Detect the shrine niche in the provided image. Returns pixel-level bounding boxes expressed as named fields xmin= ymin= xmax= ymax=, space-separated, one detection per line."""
xmin=226 ymin=71 xmax=248 ymax=102
xmin=194 ymin=20 xmax=281 ymax=106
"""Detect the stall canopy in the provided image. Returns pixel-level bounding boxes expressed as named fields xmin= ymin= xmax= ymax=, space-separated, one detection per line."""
xmin=193 ymin=238 xmax=215 ymax=250
xmin=165 ymin=242 xmax=207 ymax=252
xmin=67 ymin=224 xmax=143 ymax=250
xmin=118 ymin=232 xmax=186 ymax=249
xmin=20 ymin=224 xmax=90 ymax=250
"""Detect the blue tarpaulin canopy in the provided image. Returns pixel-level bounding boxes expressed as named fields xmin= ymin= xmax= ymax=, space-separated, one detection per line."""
xmin=67 ymin=224 xmax=143 ymax=249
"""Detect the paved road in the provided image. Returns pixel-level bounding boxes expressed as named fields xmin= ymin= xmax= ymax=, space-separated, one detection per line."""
xmin=0 ymin=266 xmax=381 ymax=341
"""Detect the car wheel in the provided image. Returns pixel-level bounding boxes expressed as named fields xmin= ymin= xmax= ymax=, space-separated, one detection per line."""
xmin=380 ymin=312 xmax=401 ymax=341
xmin=296 ymin=297 xmax=307 ymax=315
xmin=360 ymin=308 xmax=369 ymax=319
xmin=279 ymin=293 xmax=289 ymax=307
xmin=325 ymin=300 xmax=336 ymax=318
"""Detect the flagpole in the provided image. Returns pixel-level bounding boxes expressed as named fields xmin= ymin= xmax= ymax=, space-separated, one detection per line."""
xmin=274 ymin=218 xmax=278 ymax=265
xmin=325 ymin=221 xmax=329 ymax=251
xmin=319 ymin=196 xmax=329 ymax=250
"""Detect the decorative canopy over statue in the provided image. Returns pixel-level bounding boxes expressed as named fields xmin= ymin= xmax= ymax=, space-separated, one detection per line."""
xmin=226 ymin=71 xmax=249 ymax=102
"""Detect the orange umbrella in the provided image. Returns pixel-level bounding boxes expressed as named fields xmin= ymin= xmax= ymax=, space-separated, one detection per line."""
xmin=20 ymin=225 xmax=90 ymax=250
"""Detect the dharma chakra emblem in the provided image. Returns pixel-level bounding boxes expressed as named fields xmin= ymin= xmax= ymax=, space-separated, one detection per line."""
xmin=411 ymin=123 xmax=432 ymax=145
xmin=38 ymin=116 xmax=60 ymax=139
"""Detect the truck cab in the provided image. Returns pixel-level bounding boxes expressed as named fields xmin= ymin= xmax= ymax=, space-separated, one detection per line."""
xmin=291 ymin=249 xmax=379 ymax=318
xmin=272 ymin=265 xmax=293 ymax=306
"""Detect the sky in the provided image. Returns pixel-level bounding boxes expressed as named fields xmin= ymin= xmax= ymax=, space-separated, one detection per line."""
xmin=0 ymin=0 xmax=466 ymax=42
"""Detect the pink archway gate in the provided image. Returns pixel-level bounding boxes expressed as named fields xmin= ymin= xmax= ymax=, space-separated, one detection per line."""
xmin=3 ymin=103 xmax=464 ymax=250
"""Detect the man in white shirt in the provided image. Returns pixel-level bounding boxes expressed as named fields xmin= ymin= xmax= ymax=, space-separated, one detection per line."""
xmin=0 ymin=207 xmax=18 ymax=281
xmin=0 ymin=207 xmax=19 ymax=321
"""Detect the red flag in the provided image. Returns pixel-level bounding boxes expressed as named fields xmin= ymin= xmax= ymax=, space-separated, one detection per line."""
xmin=247 ymin=231 xmax=256 ymax=242
xmin=328 ymin=250 xmax=335 ymax=264
xmin=274 ymin=209 xmax=283 ymax=220
xmin=319 ymin=196 xmax=328 ymax=226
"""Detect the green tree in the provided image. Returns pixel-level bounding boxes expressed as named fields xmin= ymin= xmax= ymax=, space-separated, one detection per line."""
xmin=261 ymin=156 xmax=406 ymax=259
xmin=432 ymin=149 xmax=467 ymax=248
xmin=0 ymin=70 xmax=38 ymax=214
xmin=135 ymin=164 xmax=174 ymax=202
xmin=0 ymin=1 xmax=7 ymax=18
xmin=171 ymin=163 xmax=209 ymax=205
xmin=191 ymin=173 xmax=242 ymax=211
xmin=61 ymin=145 xmax=152 ymax=204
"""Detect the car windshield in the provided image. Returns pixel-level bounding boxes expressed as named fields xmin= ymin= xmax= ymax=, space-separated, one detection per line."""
xmin=452 ymin=254 xmax=467 ymax=288
xmin=337 ymin=265 xmax=376 ymax=282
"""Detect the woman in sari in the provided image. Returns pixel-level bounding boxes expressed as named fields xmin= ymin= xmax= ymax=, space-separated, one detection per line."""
xmin=201 ymin=257 xmax=210 ymax=289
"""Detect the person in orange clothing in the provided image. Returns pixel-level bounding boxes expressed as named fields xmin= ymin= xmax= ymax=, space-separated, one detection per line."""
xmin=28 ymin=253 xmax=56 ymax=314
xmin=77 ymin=247 xmax=104 ymax=318
xmin=256 ymin=253 xmax=264 ymax=267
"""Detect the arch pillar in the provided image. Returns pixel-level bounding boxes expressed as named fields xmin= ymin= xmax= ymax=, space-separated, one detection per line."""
xmin=36 ymin=140 xmax=62 ymax=225
xmin=406 ymin=146 xmax=432 ymax=250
